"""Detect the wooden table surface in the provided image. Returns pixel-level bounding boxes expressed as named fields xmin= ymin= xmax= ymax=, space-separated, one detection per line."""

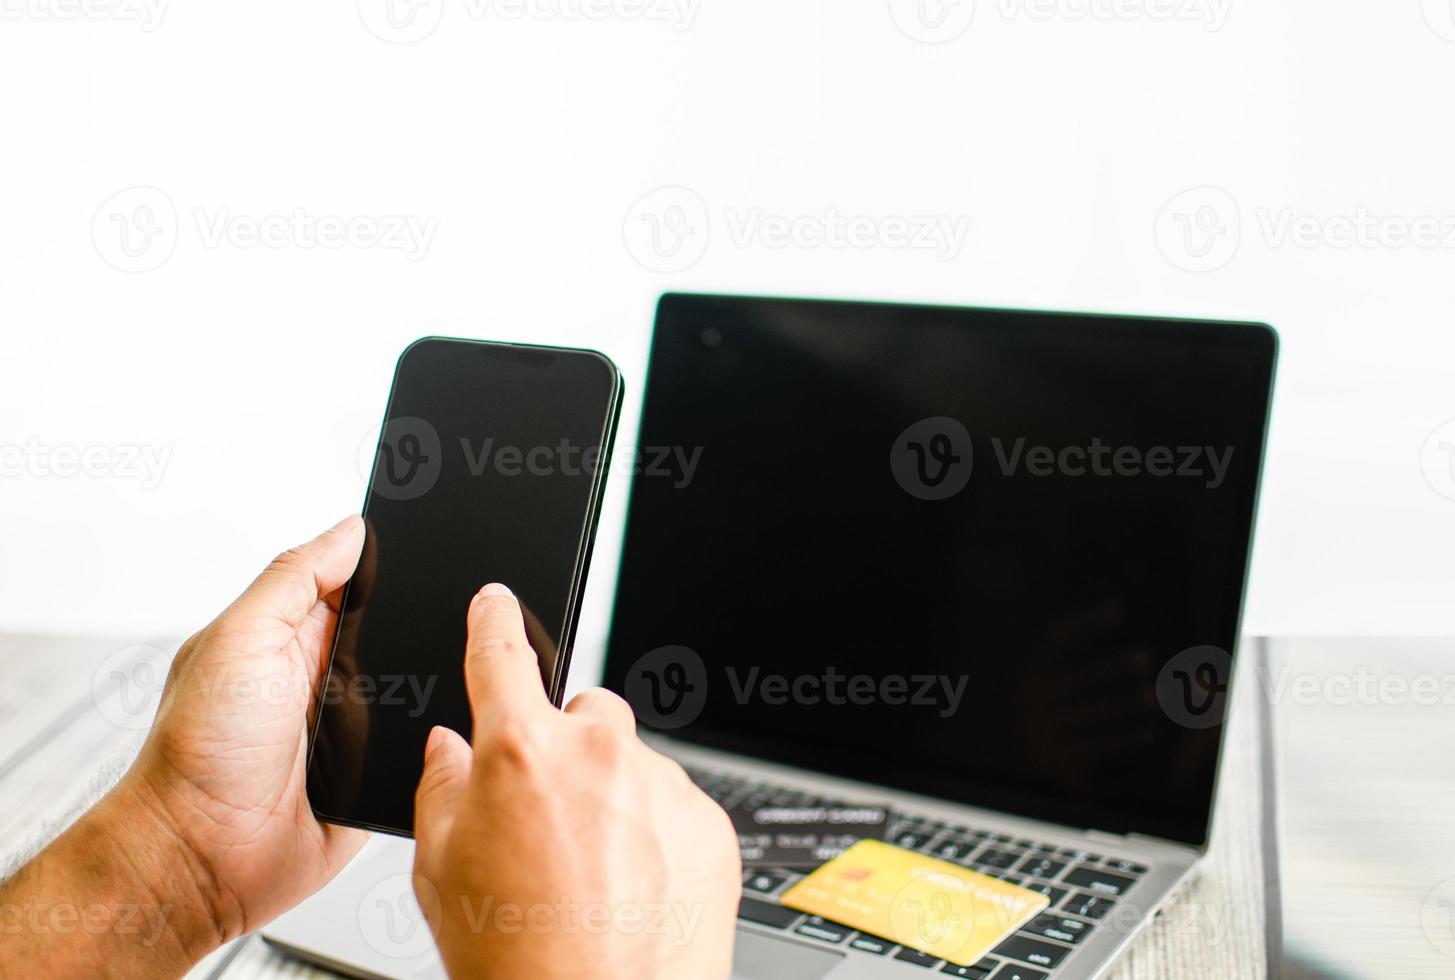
xmin=0 ymin=633 xmax=1297 ymax=979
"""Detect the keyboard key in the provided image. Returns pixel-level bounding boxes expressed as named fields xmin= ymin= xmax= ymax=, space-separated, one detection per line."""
xmin=1032 ymin=842 xmax=1059 ymax=852
xmin=894 ymin=948 xmax=943 ymax=968
xmin=1104 ymin=858 xmax=1148 ymax=876
xmin=1057 ymin=848 xmax=1091 ymax=862
xmin=1016 ymin=856 xmax=1067 ymax=880
xmin=795 ymin=917 xmax=849 ymax=944
xmin=737 ymin=897 xmax=799 ymax=929
xmin=1062 ymin=892 xmax=1116 ymax=920
xmin=1062 ymin=866 xmax=1136 ymax=896
xmin=974 ymin=848 xmax=1021 ymax=869
xmin=848 ymin=933 xmax=892 ymax=955
xmin=941 ymin=962 xmax=995 ymax=978
xmin=1022 ymin=913 xmax=1091 ymax=945
xmin=992 ymin=936 xmax=1070 ymax=970
xmin=988 ymin=832 xmax=1013 ymax=843
xmin=1020 ymin=883 xmax=1067 ymax=906
xmin=1014 ymin=839 xmax=1036 ymax=849
xmin=989 ymin=965 xmax=1048 ymax=980
xmin=933 ymin=839 xmax=977 ymax=862
xmin=894 ymin=831 xmax=935 ymax=851
xmin=744 ymin=872 xmax=787 ymax=894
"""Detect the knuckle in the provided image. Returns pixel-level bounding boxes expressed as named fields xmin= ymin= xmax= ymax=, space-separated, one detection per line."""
xmin=270 ymin=546 xmax=312 ymax=575
xmin=489 ymin=716 xmax=551 ymax=769
xmin=473 ymin=636 xmax=528 ymax=663
xmin=580 ymin=718 xmax=632 ymax=763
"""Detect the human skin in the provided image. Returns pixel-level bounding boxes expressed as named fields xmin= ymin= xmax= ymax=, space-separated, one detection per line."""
xmin=0 ymin=518 xmax=740 ymax=979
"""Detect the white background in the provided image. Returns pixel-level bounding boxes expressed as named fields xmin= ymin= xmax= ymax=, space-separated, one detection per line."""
xmin=3 ymin=0 xmax=1455 ymax=679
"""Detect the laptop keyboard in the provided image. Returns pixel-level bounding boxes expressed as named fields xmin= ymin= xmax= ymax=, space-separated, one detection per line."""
xmin=690 ymin=767 xmax=1148 ymax=979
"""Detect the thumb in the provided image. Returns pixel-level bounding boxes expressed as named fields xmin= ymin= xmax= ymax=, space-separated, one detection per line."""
xmin=226 ymin=515 xmax=365 ymax=630
xmin=414 ymin=725 xmax=472 ymax=851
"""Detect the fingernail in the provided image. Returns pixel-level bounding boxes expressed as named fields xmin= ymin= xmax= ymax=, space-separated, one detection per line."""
xmin=425 ymin=725 xmax=445 ymax=758
xmin=476 ymin=583 xmax=513 ymax=599
xmin=330 ymin=514 xmax=362 ymax=533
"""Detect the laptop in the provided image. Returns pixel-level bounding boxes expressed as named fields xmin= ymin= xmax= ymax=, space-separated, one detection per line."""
xmin=263 ymin=294 xmax=1277 ymax=980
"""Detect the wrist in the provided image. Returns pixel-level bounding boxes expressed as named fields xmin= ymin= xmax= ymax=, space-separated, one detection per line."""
xmin=0 ymin=774 xmax=226 ymax=978
xmin=93 ymin=773 xmax=234 ymax=959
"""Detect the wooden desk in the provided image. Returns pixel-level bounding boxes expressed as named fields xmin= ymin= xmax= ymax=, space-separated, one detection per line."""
xmin=0 ymin=633 xmax=1275 ymax=979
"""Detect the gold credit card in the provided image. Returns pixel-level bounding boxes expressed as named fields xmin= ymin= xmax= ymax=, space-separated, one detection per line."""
xmin=779 ymin=839 xmax=1049 ymax=967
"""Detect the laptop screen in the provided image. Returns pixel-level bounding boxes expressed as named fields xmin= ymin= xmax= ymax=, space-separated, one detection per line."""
xmin=602 ymin=294 xmax=1276 ymax=848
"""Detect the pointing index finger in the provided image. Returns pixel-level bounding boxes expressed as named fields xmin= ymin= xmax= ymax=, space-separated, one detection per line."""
xmin=464 ymin=583 xmax=551 ymax=726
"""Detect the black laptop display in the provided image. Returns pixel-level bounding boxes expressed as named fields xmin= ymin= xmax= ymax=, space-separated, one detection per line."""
xmin=603 ymin=294 xmax=1276 ymax=848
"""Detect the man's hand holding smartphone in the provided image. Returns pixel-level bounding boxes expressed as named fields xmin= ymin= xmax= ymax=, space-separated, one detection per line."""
xmin=0 ymin=519 xmax=740 ymax=979
xmin=413 ymin=583 xmax=742 ymax=978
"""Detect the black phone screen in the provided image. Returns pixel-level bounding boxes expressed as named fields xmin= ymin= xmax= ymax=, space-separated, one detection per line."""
xmin=307 ymin=337 xmax=621 ymax=836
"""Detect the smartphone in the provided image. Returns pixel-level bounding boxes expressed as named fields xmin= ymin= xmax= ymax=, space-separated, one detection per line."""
xmin=306 ymin=337 xmax=622 ymax=837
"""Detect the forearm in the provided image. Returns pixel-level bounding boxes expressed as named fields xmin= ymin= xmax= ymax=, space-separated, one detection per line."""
xmin=0 ymin=778 xmax=223 ymax=979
